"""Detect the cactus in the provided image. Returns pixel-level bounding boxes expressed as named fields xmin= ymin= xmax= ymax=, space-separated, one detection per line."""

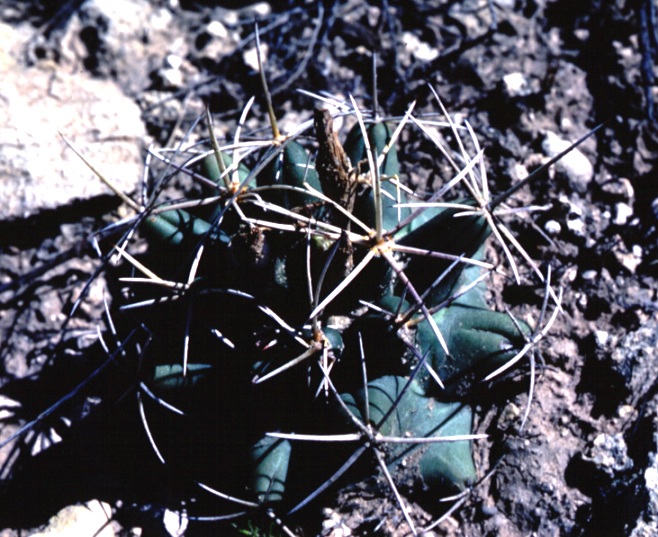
xmin=0 ymin=68 xmax=595 ymax=534
xmin=99 ymin=89 xmax=553 ymax=532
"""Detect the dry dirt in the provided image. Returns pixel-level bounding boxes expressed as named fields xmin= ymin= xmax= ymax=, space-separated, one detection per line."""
xmin=2 ymin=1 xmax=658 ymax=536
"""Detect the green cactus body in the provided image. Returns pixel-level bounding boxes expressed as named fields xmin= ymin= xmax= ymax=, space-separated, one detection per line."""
xmin=258 ymin=139 xmax=321 ymax=208
xmin=397 ymin=204 xmax=491 ymax=307
xmin=151 ymin=363 xmax=214 ymax=391
xmin=344 ymin=119 xmax=410 ymax=232
xmin=144 ymin=208 xmax=214 ymax=245
xmin=139 ymin=115 xmax=527 ymax=507
xmin=201 ymin=150 xmax=252 ymax=189
xmin=72 ymin=95 xmax=544 ymax=527
xmin=138 ymin=113 xmax=528 ymax=503
xmin=418 ymin=304 xmax=531 ymax=395
xmin=341 ymin=376 xmax=476 ymax=491
xmin=249 ymin=436 xmax=291 ymax=503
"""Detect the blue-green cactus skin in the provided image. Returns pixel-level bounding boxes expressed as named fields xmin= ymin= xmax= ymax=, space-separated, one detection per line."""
xmin=398 ymin=206 xmax=491 ymax=307
xmin=341 ymin=376 xmax=476 ymax=490
xmin=258 ymin=140 xmax=322 ymax=208
xmin=344 ymin=120 xmax=411 ymax=232
xmin=250 ymin=435 xmax=291 ymax=503
xmin=133 ymin=108 xmax=532 ymax=509
xmin=418 ymin=304 xmax=531 ymax=395
xmin=201 ymin=151 xmax=252 ymax=189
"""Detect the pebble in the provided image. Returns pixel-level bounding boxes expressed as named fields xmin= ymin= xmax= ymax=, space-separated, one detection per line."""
xmin=583 ymin=433 xmax=633 ymax=477
xmin=613 ymin=202 xmax=634 ymax=225
xmin=322 ymin=508 xmax=352 ymax=537
xmin=207 ymin=20 xmax=228 ymax=38
xmin=498 ymin=401 xmax=521 ymax=431
xmin=560 ymin=196 xmax=586 ymax=237
xmin=617 ymin=404 xmax=635 ymax=419
xmin=581 ymin=269 xmax=598 ymax=281
xmin=544 ymin=219 xmax=561 ymax=235
xmin=243 ymin=42 xmax=267 ymax=71
xmin=402 ymin=32 xmax=439 ymax=61
xmin=30 ymin=500 xmax=118 ymax=537
xmin=566 ymin=215 xmax=586 ymax=236
xmin=198 ymin=21 xmax=239 ymax=63
xmin=502 ymin=72 xmax=532 ymax=98
xmin=163 ymin=509 xmax=188 ymax=537
xmin=614 ymin=242 xmax=643 ymax=273
xmin=542 ymin=131 xmax=594 ymax=191
xmin=601 ymin=177 xmax=634 ymax=201
xmin=594 ymin=330 xmax=609 ymax=347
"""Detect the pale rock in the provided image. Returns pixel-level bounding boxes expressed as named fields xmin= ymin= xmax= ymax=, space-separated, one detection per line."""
xmin=163 ymin=509 xmax=188 ymax=537
xmin=322 ymin=508 xmax=352 ymax=537
xmin=503 ymin=72 xmax=532 ymax=98
xmin=243 ymin=42 xmax=267 ymax=71
xmin=0 ymin=29 xmax=145 ymax=220
xmin=30 ymin=500 xmax=118 ymax=537
xmin=584 ymin=433 xmax=633 ymax=477
xmin=614 ymin=242 xmax=643 ymax=273
xmin=542 ymin=131 xmax=594 ymax=191
xmin=560 ymin=196 xmax=586 ymax=237
xmin=594 ymin=330 xmax=609 ymax=347
xmin=544 ymin=219 xmax=561 ymax=235
xmin=199 ymin=21 xmax=239 ymax=63
xmin=613 ymin=201 xmax=633 ymax=225
xmin=581 ymin=269 xmax=597 ymax=281
xmin=0 ymin=67 xmax=145 ymax=219
xmin=62 ymin=0 xmax=188 ymax=94
xmin=567 ymin=218 xmax=585 ymax=236
xmin=402 ymin=32 xmax=439 ymax=62
xmin=208 ymin=21 xmax=228 ymax=38
xmin=617 ymin=404 xmax=635 ymax=419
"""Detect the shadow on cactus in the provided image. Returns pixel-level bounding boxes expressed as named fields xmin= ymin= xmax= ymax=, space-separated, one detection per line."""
xmin=0 ymin=75 xmax=588 ymax=534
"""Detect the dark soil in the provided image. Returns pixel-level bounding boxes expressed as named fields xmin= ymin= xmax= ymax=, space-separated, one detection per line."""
xmin=2 ymin=1 xmax=658 ymax=536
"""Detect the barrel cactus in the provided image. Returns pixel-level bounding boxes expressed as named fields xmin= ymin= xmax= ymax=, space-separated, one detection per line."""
xmin=103 ymin=88 xmax=554 ymax=530
xmin=1 ymin=72 xmax=587 ymax=534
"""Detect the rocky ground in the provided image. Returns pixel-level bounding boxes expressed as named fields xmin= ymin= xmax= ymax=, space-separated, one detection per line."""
xmin=1 ymin=0 xmax=658 ymax=535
